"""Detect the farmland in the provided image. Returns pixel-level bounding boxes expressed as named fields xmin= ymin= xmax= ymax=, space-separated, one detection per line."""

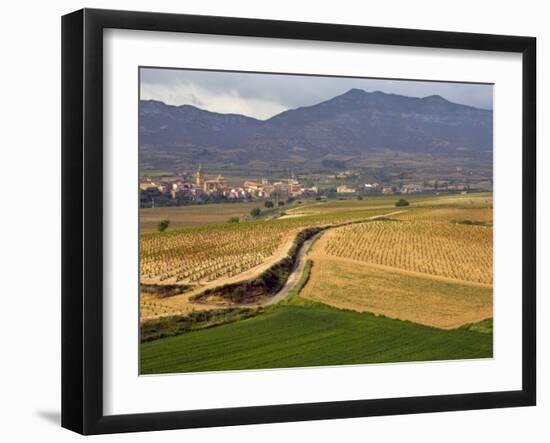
xmin=140 ymin=221 xmax=296 ymax=285
xmin=140 ymin=201 xmax=271 ymax=231
xmin=300 ymin=258 xmax=492 ymax=328
xmin=300 ymin=195 xmax=493 ymax=327
xmin=140 ymin=205 xmax=392 ymax=287
xmin=394 ymin=206 xmax=492 ymax=223
xmin=139 ymin=199 xmax=393 ymax=320
xmin=140 ymin=193 xmax=493 ymax=373
xmin=321 ymin=219 xmax=492 ymax=284
xmin=140 ymin=302 xmax=492 ymax=374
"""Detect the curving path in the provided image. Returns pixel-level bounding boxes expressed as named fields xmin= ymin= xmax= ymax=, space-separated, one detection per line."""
xmin=263 ymin=210 xmax=407 ymax=306
xmin=263 ymin=232 xmax=321 ymax=306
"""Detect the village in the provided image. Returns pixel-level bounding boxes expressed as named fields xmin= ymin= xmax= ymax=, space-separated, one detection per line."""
xmin=139 ymin=164 xmax=321 ymax=207
xmin=139 ymin=165 xmax=478 ymax=208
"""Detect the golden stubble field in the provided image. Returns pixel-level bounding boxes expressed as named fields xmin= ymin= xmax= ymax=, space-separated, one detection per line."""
xmin=301 ymin=204 xmax=493 ymax=328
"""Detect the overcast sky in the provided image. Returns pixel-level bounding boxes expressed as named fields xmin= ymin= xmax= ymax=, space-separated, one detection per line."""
xmin=140 ymin=67 xmax=493 ymax=120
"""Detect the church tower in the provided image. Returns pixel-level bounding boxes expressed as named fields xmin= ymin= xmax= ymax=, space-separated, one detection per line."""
xmin=196 ymin=163 xmax=204 ymax=189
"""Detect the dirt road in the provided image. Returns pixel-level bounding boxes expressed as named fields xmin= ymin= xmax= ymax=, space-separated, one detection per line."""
xmin=263 ymin=233 xmax=320 ymax=306
xmin=263 ymin=210 xmax=407 ymax=306
xmin=140 ymin=210 xmax=407 ymax=320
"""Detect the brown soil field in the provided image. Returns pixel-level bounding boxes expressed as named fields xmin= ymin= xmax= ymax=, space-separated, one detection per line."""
xmin=140 ymin=222 xmax=299 ymax=285
xmin=140 ymin=292 xmax=224 ymax=321
xmin=322 ymin=219 xmax=492 ymax=285
xmin=300 ymin=256 xmax=493 ymax=329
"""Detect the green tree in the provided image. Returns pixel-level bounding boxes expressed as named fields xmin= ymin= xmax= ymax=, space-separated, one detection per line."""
xmin=227 ymin=216 xmax=239 ymax=223
xmin=250 ymin=208 xmax=261 ymax=217
xmin=395 ymin=199 xmax=410 ymax=207
xmin=157 ymin=219 xmax=170 ymax=232
xmin=264 ymin=200 xmax=274 ymax=208
xmin=278 ymin=201 xmax=285 ymax=206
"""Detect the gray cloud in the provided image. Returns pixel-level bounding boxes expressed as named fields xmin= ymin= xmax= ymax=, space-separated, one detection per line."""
xmin=140 ymin=67 xmax=493 ymax=120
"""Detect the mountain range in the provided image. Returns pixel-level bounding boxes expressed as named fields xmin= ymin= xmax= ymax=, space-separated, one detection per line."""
xmin=139 ymin=88 xmax=493 ymax=167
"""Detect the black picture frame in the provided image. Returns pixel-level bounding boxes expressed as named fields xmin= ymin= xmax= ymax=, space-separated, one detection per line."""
xmin=61 ymin=8 xmax=537 ymax=435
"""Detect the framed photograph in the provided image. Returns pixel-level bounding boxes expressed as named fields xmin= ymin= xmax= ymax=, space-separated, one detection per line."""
xmin=61 ymin=8 xmax=536 ymax=435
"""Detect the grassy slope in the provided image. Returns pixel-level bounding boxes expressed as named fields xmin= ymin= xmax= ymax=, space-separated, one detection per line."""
xmin=140 ymin=201 xmax=263 ymax=231
xmin=140 ymin=302 xmax=492 ymax=374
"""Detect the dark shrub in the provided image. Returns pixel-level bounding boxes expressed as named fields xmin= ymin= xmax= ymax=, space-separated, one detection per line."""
xmin=157 ymin=219 xmax=170 ymax=232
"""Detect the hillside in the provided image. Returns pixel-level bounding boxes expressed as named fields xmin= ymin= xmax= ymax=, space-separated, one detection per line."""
xmin=139 ymin=88 xmax=493 ymax=169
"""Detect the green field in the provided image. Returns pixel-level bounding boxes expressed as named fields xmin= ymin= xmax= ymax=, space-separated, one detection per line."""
xmin=140 ymin=192 xmax=492 ymax=232
xmin=140 ymin=301 xmax=492 ymax=374
xmin=139 ymin=198 xmax=326 ymax=231
xmin=140 ymin=201 xmax=264 ymax=231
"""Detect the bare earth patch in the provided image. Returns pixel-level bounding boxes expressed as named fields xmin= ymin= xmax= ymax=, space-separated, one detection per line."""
xmin=301 ymin=256 xmax=492 ymax=329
